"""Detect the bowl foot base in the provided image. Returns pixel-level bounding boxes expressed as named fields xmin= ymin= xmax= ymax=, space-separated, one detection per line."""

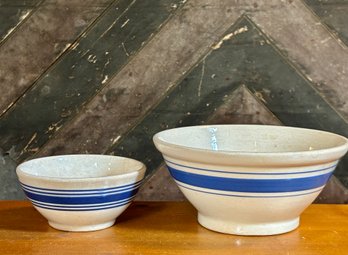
xmin=48 ymin=220 xmax=115 ymax=232
xmin=198 ymin=214 xmax=299 ymax=236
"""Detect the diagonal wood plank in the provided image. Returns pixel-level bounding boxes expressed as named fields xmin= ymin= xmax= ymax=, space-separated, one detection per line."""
xmin=250 ymin=0 xmax=348 ymax=120
xmin=0 ymin=0 xmax=183 ymax=161
xmin=2 ymin=0 xmax=346 ymax=200
xmin=104 ymin=17 xmax=348 ymax=185
xmin=304 ymin=0 xmax=348 ymax=46
xmin=207 ymin=85 xmax=282 ymax=125
xmin=0 ymin=0 xmax=113 ymax=115
xmin=0 ymin=0 xmax=41 ymax=43
xmin=36 ymin=0 xmax=252 ymax=158
xmin=35 ymin=0 xmax=348 ymax=161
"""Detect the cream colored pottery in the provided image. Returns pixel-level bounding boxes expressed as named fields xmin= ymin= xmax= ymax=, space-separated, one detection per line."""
xmin=153 ymin=125 xmax=348 ymax=235
xmin=16 ymin=155 xmax=146 ymax=232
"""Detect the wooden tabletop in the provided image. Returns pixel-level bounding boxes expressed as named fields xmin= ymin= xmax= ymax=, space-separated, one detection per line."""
xmin=0 ymin=201 xmax=347 ymax=255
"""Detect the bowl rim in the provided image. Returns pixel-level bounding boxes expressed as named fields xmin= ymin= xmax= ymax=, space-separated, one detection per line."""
xmin=153 ymin=124 xmax=348 ymax=166
xmin=16 ymin=154 xmax=146 ymax=182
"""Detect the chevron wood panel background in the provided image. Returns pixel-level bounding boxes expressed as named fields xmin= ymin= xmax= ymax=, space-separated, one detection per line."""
xmin=0 ymin=0 xmax=347 ymax=203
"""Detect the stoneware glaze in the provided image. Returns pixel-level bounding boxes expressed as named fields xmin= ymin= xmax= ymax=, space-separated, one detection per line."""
xmin=16 ymin=155 xmax=146 ymax=232
xmin=153 ymin=125 xmax=348 ymax=235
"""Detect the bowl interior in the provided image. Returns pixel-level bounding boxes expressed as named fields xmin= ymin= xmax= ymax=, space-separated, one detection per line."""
xmin=18 ymin=155 xmax=144 ymax=179
xmin=156 ymin=125 xmax=347 ymax=153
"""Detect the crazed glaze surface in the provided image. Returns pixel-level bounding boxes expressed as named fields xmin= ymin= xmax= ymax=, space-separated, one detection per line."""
xmin=153 ymin=125 xmax=348 ymax=235
xmin=16 ymin=155 xmax=146 ymax=232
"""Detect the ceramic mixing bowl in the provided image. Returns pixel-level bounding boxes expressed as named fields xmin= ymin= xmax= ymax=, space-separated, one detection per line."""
xmin=16 ymin=154 xmax=146 ymax=232
xmin=153 ymin=125 xmax=348 ymax=235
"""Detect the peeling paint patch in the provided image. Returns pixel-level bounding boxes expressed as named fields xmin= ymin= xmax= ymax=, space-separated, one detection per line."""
xmin=212 ymin=26 xmax=248 ymax=50
xmin=122 ymin=42 xmax=130 ymax=56
xmin=46 ymin=120 xmax=63 ymax=134
xmin=320 ymin=37 xmax=331 ymax=44
xmin=19 ymin=10 xmax=31 ymax=22
xmin=63 ymin=43 xmax=72 ymax=52
xmin=20 ymin=132 xmax=37 ymax=155
xmin=102 ymin=75 xmax=109 ymax=84
xmin=121 ymin=18 xmax=130 ymax=28
xmin=2 ymin=9 xmax=31 ymax=40
xmin=253 ymin=90 xmax=267 ymax=104
xmin=87 ymin=54 xmax=97 ymax=63
xmin=111 ymin=135 xmax=122 ymax=145
xmin=3 ymin=27 xmax=16 ymax=41
xmin=71 ymin=42 xmax=79 ymax=50
xmin=197 ymin=59 xmax=206 ymax=97
xmin=98 ymin=0 xmax=137 ymax=40
xmin=104 ymin=59 xmax=110 ymax=68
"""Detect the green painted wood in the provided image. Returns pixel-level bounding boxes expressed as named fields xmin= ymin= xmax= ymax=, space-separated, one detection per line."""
xmin=0 ymin=152 xmax=25 ymax=199
xmin=0 ymin=0 xmax=182 ymax=161
xmin=0 ymin=0 xmax=40 ymax=43
xmin=34 ymin=0 xmax=243 ymax=158
xmin=0 ymin=0 xmax=113 ymax=115
xmin=206 ymin=85 xmax=282 ymax=125
xmin=305 ymin=0 xmax=348 ymax=45
xmin=0 ymin=0 xmax=113 ymax=201
xmin=108 ymin=16 xmax=348 ymax=186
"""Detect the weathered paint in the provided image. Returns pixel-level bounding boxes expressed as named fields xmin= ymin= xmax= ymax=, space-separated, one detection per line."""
xmin=0 ymin=0 xmax=182 ymax=161
xmin=251 ymin=0 xmax=348 ymax=120
xmin=107 ymin=17 xmax=348 ymax=187
xmin=305 ymin=0 xmax=348 ymax=46
xmin=0 ymin=0 xmax=113 ymax=115
xmin=36 ymin=0 xmax=243 ymax=157
xmin=0 ymin=0 xmax=347 ymax=201
xmin=0 ymin=0 xmax=41 ymax=43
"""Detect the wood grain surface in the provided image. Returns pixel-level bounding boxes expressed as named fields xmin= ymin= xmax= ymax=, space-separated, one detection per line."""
xmin=107 ymin=16 xmax=348 ymax=176
xmin=0 ymin=0 xmax=112 ymax=115
xmin=1 ymin=0 xmax=348 ymax=201
xmin=0 ymin=0 xmax=181 ymax=161
xmin=0 ymin=201 xmax=347 ymax=255
xmin=0 ymin=0 xmax=41 ymax=43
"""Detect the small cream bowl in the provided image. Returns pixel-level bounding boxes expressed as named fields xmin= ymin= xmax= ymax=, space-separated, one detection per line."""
xmin=16 ymin=154 xmax=146 ymax=232
xmin=153 ymin=125 xmax=348 ymax=235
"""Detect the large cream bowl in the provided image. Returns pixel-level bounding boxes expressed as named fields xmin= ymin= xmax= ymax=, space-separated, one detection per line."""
xmin=153 ymin=125 xmax=348 ymax=235
xmin=16 ymin=155 xmax=146 ymax=232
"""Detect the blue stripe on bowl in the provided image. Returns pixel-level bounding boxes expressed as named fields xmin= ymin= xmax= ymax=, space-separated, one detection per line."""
xmin=177 ymin=183 xmax=323 ymax=198
xmin=20 ymin=180 xmax=143 ymax=194
xmin=20 ymin=181 xmax=142 ymax=196
xmin=31 ymin=196 xmax=134 ymax=208
xmin=165 ymin=159 xmax=337 ymax=175
xmin=30 ymin=196 xmax=133 ymax=208
xmin=23 ymin=187 xmax=139 ymax=205
xmin=168 ymin=166 xmax=332 ymax=193
xmin=30 ymin=197 xmax=133 ymax=211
